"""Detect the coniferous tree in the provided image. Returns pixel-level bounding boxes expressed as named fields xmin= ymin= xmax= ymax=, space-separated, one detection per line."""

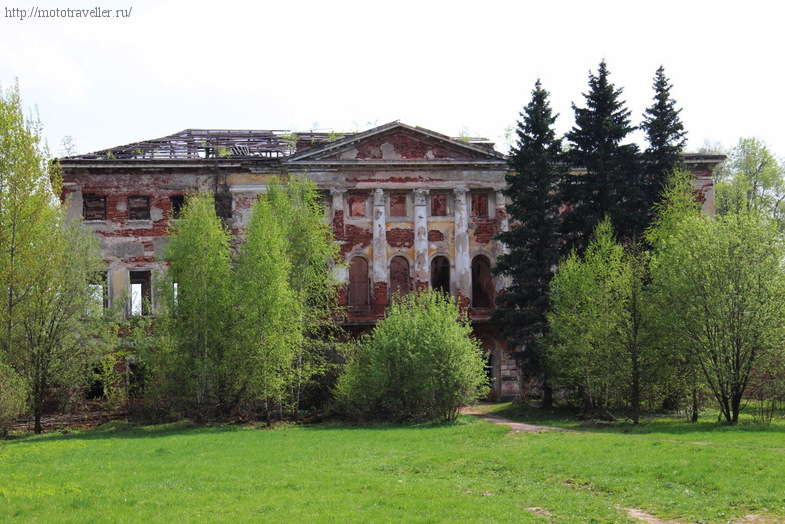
xmin=494 ymin=80 xmax=564 ymax=404
xmin=562 ymin=60 xmax=642 ymax=252
xmin=641 ymin=66 xmax=686 ymax=211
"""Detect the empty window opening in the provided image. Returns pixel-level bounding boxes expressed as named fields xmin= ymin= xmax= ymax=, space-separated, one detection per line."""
xmin=471 ymin=193 xmax=489 ymax=218
xmin=471 ymin=255 xmax=493 ymax=308
xmin=128 ymin=196 xmax=150 ymax=220
xmin=348 ymin=194 xmax=367 ymax=218
xmin=431 ymin=193 xmax=447 ymax=217
xmin=389 ymin=194 xmax=407 ymax=217
xmin=431 ymin=256 xmax=450 ymax=295
xmin=83 ymin=194 xmax=106 ymax=221
xmin=215 ymin=194 xmax=232 ymax=219
xmin=87 ymin=271 xmax=108 ymax=314
xmin=389 ymin=256 xmax=410 ymax=299
xmin=170 ymin=195 xmax=185 ymax=219
xmin=348 ymin=257 xmax=370 ymax=310
xmin=129 ymin=270 xmax=152 ymax=316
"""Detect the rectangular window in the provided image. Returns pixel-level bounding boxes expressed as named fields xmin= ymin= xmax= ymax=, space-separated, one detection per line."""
xmin=128 ymin=196 xmax=150 ymax=220
xmin=83 ymin=195 xmax=106 ymax=221
xmin=129 ymin=270 xmax=152 ymax=316
xmin=431 ymin=193 xmax=447 ymax=216
xmin=389 ymin=194 xmax=407 ymax=217
xmin=170 ymin=195 xmax=185 ymax=219
xmin=215 ymin=194 xmax=232 ymax=219
xmin=87 ymin=271 xmax=108 ymax=314
xmin=471 ymin=193 xmax=489 ymax=218
xmin=348 ymin=194 xmax=366 ymax=218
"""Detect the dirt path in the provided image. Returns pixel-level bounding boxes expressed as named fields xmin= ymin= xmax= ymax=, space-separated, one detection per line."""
xmin=459 ymin=406 xmax=578 ymax=435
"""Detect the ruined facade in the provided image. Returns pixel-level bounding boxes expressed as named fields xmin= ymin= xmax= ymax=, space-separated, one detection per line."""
xmin=59 ymin=122 xmax=723 ymax=401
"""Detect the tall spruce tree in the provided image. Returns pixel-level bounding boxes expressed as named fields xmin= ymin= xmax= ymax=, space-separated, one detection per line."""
xmin=641 ymin=66 xmax=686 ymax=210
xmin=494 ymin=80 xmax=564 ymax=405
xmin=562 ymin=60 xmax=642 ymax=252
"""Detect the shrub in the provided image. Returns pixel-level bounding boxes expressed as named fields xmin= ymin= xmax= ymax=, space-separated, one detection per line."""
xmin=0 ymin=363 xmax=26 ymax=438
xmin=335 ymin=290 xmax=488 ymax=422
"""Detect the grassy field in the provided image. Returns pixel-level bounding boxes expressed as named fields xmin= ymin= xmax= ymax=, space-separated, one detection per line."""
xmin=1 ymin=405 xmax=784 ymax=523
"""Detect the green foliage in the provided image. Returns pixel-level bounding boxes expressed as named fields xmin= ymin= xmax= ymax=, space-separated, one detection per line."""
xmin=153 ymin=178 xmax=341 ymax=422
xmin=548 ymin=220 xmax=637 ymax=414
xmin=156 ymin=192 xmax=241 ymax=420
xmin=562 ymin=60 xmax=643 ymax=250
xmin=0 ymin=82 xmax=110 ymax=433
xmin=262 ymin=176 xmax=342 ymax=414
xmin=336 ymin=290 xmax=488 ymax=422
xmin=494 ymin=80 xmax=565 ymax=393
xmin=714 ymin=137 xmax=785 ymax=224
xmin=650 ymin=210 xmax=785 ymax=424
xmin=0 ymin=361 xmax=26 ymax=438
xmin=641 ymin=65 xmax=686 ymax=204
xmin=235 ymin=189 xmax=302 ymax=421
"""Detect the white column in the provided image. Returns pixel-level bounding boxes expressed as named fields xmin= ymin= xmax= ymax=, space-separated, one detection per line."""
xmin=413 ymin=188 xmax=429 ymax=286
xmin=372 ymin=188 xmax=387 ymax=284
xmin=454 ymin=187 xmax=471 ymax=299
xmin=495 ymin=190 xmax=512 ymax=290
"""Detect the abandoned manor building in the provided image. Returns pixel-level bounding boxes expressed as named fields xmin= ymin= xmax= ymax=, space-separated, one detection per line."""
xmin=59 ymin=122 xmax=722 ymax=400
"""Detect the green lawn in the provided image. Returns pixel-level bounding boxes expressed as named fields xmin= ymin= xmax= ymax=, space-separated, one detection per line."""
xmin=1 ymin=408 xmax=784 ymax=523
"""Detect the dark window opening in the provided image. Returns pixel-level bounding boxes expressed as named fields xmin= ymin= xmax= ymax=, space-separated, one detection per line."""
xmin=389 ymin=256 xmax=410 ymax=299
xmin=389 ymin=194 xmax=407 ymax=217
xmin=348 ymin=257 xmax=370 ymax=310
xmin=471 ymin=255 xmax=493 ymax=308
xmin=348 ymin=194 xmax=366 ymax=218
xmin=215 ymin=194 xmax=232 ymax=219
xmin=471 ymin=193 xmax=489 ymax=218
xmin=129 ymin=270 xmax=152 ymax=316
xmin=170 ymin=195 xmax=185 ymax=219
xmin=83 ymin=194 xmax=106 ymax=221
xmin=431 ymin=256 xmax=450 ymax=295
xmin=431 ymin=193 xmax=447 ymax=217
xmin=128 ymin=196 xmax=150 ymax=220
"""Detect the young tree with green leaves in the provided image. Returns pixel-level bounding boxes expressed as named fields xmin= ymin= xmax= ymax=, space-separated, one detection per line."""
xmin=650 ymin=208 xmax=785 ymax=424
xmin=713 ymin=137 xmax=785 ymax=224
xmin=264 ymin=176 xmax=341 ymax=415
xmin=0 ymin=82 xmax=108 ymax=433
xmin=641 ymin=65 xmax=687 ymax=210
xmin=235 ymin=191 xmax=302 ymax=424
xmin=547 ymin=219 xmax=656 ymax=421
xmin=494 ymin=80 xmax=565 ymax=406
xmin=156 ymin=192 xmax=241 ymax=421
xmin=562 ymin=61 xmax=643 ymax=251
xmin=335 ymin=290 xmax=488 ymax=422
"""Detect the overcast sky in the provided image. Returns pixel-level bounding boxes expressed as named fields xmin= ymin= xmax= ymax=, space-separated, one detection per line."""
xmin=1 ymin=0 xmax=782 ymax=159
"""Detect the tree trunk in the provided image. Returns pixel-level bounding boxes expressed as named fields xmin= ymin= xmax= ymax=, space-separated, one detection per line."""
xmin=542 ymin=384 xmax=553 ymax=409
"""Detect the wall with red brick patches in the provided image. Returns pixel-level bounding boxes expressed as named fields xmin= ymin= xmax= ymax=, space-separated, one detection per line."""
xmin=332 ymin=209 xmax=344 ymax=237
xmin=339 ymin=224 xmax=373 ymax=259
xmin=387 ymin=228 xmax=414 ymax=248
xmin=333 ymin=132 xmax=480 ymax=161
xmin=372 ymin=282 xmax=388 ymax=316
xmin=427 ymin=229 xmax=445 ymax=242
xmin=472 ymin=217 xmax=499 ymax=245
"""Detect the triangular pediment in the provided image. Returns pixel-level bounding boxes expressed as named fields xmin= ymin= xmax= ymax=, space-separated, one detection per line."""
xmin=286 ymin=122 xmax=505 ymax=165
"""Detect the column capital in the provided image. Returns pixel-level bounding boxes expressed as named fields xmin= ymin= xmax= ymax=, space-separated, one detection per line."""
xmin=373 ymin=188 xmax=386 ymax=206
xmin=413 ymin=188 xmax=429 ymax=206
xmin=330 ymin=188 xmax=347 ymax=196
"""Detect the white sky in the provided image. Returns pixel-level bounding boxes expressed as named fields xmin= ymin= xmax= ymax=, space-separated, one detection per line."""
xmin=1 ymin=0 xmax=783 ymax=159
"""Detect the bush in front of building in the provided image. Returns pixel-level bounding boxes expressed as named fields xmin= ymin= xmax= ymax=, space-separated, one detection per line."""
xmin=334 ymin=290 xmax=488 ymax=422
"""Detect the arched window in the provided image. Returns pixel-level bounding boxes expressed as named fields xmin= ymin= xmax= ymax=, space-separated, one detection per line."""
xmin=471 ymin=255 xmax=493 ymax=308
xmin=348 ymin=257 xmax=370 ymax=310
xmin=389 ymin=256 xmax=410 ymax=299
xmin=431 ymin=256 xmax=450 ymax=295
